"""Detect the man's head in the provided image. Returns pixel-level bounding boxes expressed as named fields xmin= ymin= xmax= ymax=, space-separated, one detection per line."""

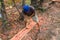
xmin=23 ymin=5 xmax=30 ymax=12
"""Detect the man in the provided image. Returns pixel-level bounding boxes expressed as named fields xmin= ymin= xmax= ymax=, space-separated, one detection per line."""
xmin=20 ymin=5 xmax=39 ymax=28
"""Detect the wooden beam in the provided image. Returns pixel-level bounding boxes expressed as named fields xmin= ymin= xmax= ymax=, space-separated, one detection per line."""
xmin=10 ymin=19 xmax=36 ymax=40
xmin=10 ymin=16 xmax=44 ymax=40
xmin=52 ymin=0 xmax=60 ymax=2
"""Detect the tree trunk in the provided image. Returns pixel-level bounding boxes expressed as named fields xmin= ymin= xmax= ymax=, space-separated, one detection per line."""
xmin=12 ymin=0 xmax=21 ymax=14
xmin=1 ymin=0 xmax=7 ymax=31
xmin=22 ymin=0 xmax=25 ymax=6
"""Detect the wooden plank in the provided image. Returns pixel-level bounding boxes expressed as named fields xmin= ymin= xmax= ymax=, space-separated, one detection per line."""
xmin=10 ymin=19 xmax=36 ymax=40
xmin=52 ymin=0 xmax=60 ymax=2
xmin=10 ymin=16 xmax=45 ymax=40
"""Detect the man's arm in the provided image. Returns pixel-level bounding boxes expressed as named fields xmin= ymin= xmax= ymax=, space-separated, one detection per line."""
xmin=19 ymin=12 xmax=24 ymax=21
